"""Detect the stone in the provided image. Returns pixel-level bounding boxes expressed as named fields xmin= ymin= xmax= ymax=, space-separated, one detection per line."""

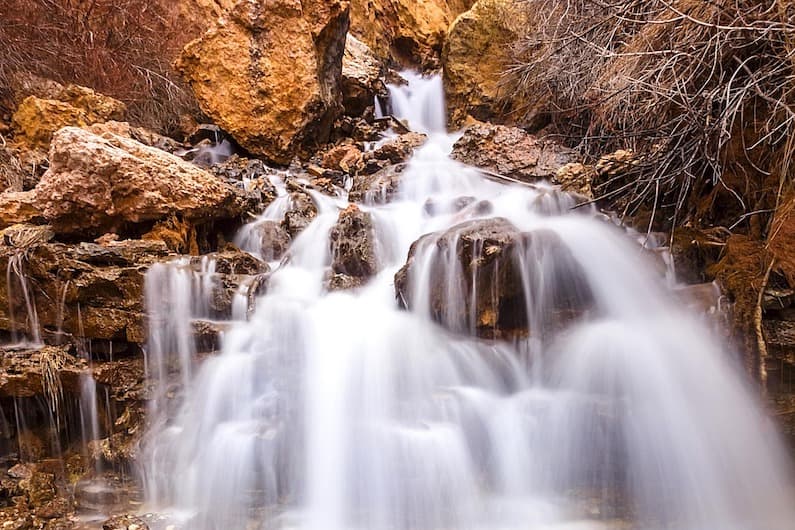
xmin=371 ymin=132 xmax=427 ymax=164
xmin=247 ymin=220 xmax=292 ymax=261
xmin=395 ymin=218 xmax=592 ymax=339
xmin=342 ymin=34 xmax=385 ymax=116
xmin=102 ymin=514 xmax=150 ymax=530
xmin=11 ymin=85 xmax=126 ymax=149
xmin=348 ymin=164 xmax=406 ymax=204
xmin=283 ymin=192 xmax=319 ymax=237
xmin=554 ymin=163 xmax=595 ymax=199
xmin=329 ymin=205 xmax=379 ymax=278
xmin=175 ymin=0 xmax=351 ymax=164
xmin=442 ymin=0 xmax=527 ymax=125
xmin=0 ymin=346 xmax=85 ymax=399
xmin=451 ymin=123 xmax=576 ymax=182
xmin=321 ymin=143 xmax=364 ymax=173
xmin=0 ymin=127 xmax=255 ymax=236
xmin=350 ymin=0 xmax=473 ymax=67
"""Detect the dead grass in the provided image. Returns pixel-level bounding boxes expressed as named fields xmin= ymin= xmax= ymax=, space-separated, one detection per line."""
xmin=0 ymin=0 xmax=202 ymax=135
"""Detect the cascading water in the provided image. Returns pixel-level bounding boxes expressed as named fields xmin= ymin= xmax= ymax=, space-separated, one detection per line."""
xmin=141 ymin=74 xmax=795 ymax=530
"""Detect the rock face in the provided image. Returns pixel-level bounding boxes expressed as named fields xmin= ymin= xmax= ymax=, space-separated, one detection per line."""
xmin=0 ymin=127 xmax=255 ymax=236
xmin=350 ymin=0 xmax=473 ymax=67
xmin=175 ymin=0 xmax=351 ymax=164
xmin=451 ymin=123 xmax=576 ymax=182
xmin=11 ymin=85 xmax=126 ymax=149
xmin=442 ymin=0 xmax=526 ymax=125
xmin=395 ymin=218 xmax=592 ymax=339
xmin=329 ymin=204 xmax=379 ymax=278
xmin=342 ymin=35 xmax=385 ymax=116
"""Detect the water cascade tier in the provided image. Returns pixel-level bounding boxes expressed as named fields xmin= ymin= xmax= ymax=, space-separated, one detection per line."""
xmin=141 ymin=73 xmax=795 ymax=530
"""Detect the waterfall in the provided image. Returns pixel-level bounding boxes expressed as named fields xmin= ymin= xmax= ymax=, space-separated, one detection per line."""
xmin=141 ymin=73 xmax=795 ymax=530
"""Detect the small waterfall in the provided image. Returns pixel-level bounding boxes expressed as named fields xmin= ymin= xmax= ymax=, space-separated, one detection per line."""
xmin=141 ymin=73 xmax=795 ymax=530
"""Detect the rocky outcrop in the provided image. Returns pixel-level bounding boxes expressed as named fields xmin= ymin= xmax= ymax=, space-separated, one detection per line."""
xmin=342 ymin=35 xmax=386 ymax=116
xmin=175 ymin=0 xmax=351 ymax=164
xmin=0 ymin=127 xmax=256 ymax=236
xmin=350 ymin=0 xmax=473 ymax=67
xmin=442 ymin=0 xmax=527 ymax=125
xmin=395 ymin=218 xmax=592 ymax=339
xmin=329 ymin=204 xmax=379 ymax=279
xmin=451 ymin=123 xmax=576 ymax=183
xmin=11 ymin=85 xmax=126 ymax=149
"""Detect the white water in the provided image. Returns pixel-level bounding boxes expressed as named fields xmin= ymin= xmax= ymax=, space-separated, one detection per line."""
xmin=141 ymin=75 xmax=795 ymax=530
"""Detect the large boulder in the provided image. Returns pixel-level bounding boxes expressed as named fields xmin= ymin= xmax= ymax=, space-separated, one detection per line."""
xmin=342 ymin=34 xmax=386 ymax=116
xmin=350 ymin=0 xmax=474 ymax=67
xmin=395 ymin=218 xmax=592 ymax=339
xmin=11 ymin=85 xmax=126 ymax=149
xmin=175 ymin=0 xmax=351 ymax=164
xmin=442 ymin=0 xmax=527 ymax=125
xmin=0 ymin=127 xmax=255 ymax=236
xmin=451 ymin=123 xmax=576 ymax=183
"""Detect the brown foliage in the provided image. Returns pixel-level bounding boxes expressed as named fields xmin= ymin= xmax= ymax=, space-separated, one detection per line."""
xmin=505 ymin=0 xmax=795 ymax=233
xmin=0 ymin=0 xmax=202 ymax=135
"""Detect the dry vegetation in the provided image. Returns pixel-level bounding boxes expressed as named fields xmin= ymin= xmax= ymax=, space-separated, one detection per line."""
xmin=0 ymin=0 xmax=202 ymax=134
xmin=505 ymin=0 xmax=795 ymax=234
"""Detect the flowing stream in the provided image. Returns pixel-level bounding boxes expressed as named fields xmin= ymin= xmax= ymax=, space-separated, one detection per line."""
xmin=141 ymin=74 xmax=795 ymax=530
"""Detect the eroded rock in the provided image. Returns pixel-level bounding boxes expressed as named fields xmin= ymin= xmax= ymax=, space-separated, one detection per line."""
xmin=349 ymin=164 xmax=405 ymax=204
xmin=283 ymin=192 xmax=319 ymax=237
xmin=329 ymin=205 xmax=379 ymax=278
xmin=176 ymin=0 xmax=351 ymax=164
xmin=395 ymin=218 xmax=592 ymax=339
xmin=342 ymin=35 xmax=385 ymax=116
xmin=451 ymin=123 xmax=576 ymax=182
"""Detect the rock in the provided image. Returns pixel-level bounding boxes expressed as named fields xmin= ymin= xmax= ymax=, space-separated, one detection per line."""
xmin=342 ymin=34 xmax=385 ymax=116
xmin=329 ymin=205 xmax=379 ymax=278
xmin=0 ymin=240 xmax=173 ymax=344
xmin=12 ymin=85 xmax=126 ymax=149
xmin=371 ymin=132 xmax=427 ymax=164
xmin=325 ymin=272 xmax=367 ymax=291
xmin=0 ymin=127 xmax=255 ymax=236
xmin=283 ymin=192 xmax=319 ymax=237
xmin=84 ymin=121 xmax=184 ymax=154
xmin=321 ymin=143 xmax=364 ymax=173
xmin=442 ymin=0 xmax=527 ymax=125
xmin=0 ymin=346 xmax=85 ymax=399
xmin=246 ymin=220 xmax=292 ymax=261
xmin=554 ymin=163 xmax=595 ymax=199
xmin=451 ymin=123 xmax=576 ymax=182
xmin=0 ymin=147 xmax=32 ymax=193
xmin=395 ymin=218 xmax=592 ymax=339
xmin=350 ymin=0 xmax=473 ymax=67
xmin=175 ymin=0 xmax=351 ymax=164
xmin=102 ymin=514 xmax=150 ymax=530
xmin=348 ymin=164 xmax=406 ymax=204
xmin=190 ymin=247 xmax=267 ymax=276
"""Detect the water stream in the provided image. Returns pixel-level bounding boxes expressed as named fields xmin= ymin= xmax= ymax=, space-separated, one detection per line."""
xmin=141 ymin=74 xmax=795 ymax=530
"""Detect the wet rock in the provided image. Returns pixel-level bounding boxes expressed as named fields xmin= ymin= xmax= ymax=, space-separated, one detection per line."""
xmin=12 ymin=85 xmax=126 ymax=149
xmin=0 ymin=127 xmax=256 ymax=237
xmin=191 ymin=247 xmax=267 ymax=276
xmin=371 ymin=132 xmax=427 ymax=165
xmin=175 ymin=0 xmax=350 ymax=164
xmin=247 ymin=220 xmax=292 ymax=261
xmin=0 ymin=240 xmax=173 ymax=344
xmin=103 ymin=514 xmax=149 ymax=530
xmin=325 ymin=272 xmax=367 ymax=291
xmin=442 ymin=0 xmax=526 ymax=125
xmin=342 ymin=34 xmax=385 ymax=116
xmin=350 ymin=0 xmax=472 ymax=67
xmin=349 ymin=164 xmax=405 ymax=204
xmin=0 ymin=346 xmax=84 ymax=399
xmin=395 ymin=218 xmax=592 ymax=339
xmin=329 ymin=205 xmax=379 ymax=278
xmin=451 ymin=123 xmax=576 ymax=183
xmin=283 ymin=192 xmax=319 ymax=237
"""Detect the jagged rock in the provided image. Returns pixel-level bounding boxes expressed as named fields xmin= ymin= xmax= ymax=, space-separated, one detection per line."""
xmin=0 ymin=240 xmax=173 ymax=344
xmin=247 ymin=220 xmax=292 ymax=261
xmin=321 ymin=143 xmax=364 ymax=173
xmin=283 ymin=192 xmax=319 ymax=237
xmin=349 ymin=164 xmax=405 ymax=204
xmin=342 ymin=34 xmax=385 ymax=116
xmin=0 ymin=127 xmax=256 ymax=236
xmin=395 ymin=218 xmax=592 ymax=339
xmin=0 ymin=346 xmax=85 ymax=399
xmin=12 ymin=85 xmax=126 ymax=149
xmin=371 ymin=132 xmax=427 ymax=165
xmin=443 ymin=0 xmax=527 ymax=125
xmin=350 ymin=0 xmax=473 ymax=67
xmin=329 ymin=205 xmax=379 ymax=279
xmin=175 ymin=0 xmax=351 ymax=164
xmin=451 ymin=123 xmax=576 ymax=182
